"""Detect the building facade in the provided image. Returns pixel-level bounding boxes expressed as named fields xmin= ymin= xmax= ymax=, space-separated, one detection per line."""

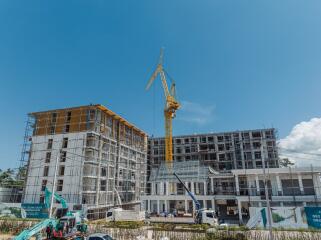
xmin=142 ymin=163 xmax=321 ymax=224
xmin=147 ymin=128 xmax=279 ymax=173
xmin=141 ymin=129 xmax=321 ymax=223
xmin=22 ymin=104 xmax=147 ymax=217
xmin=146 ymin=129 xmax=279 ymax=196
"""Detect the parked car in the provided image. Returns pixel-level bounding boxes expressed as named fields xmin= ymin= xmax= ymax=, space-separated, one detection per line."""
xmin=87 ymin=233 xmax=113 ymax=240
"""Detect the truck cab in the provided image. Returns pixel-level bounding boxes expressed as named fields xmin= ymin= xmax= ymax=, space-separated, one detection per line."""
xmin=196 ymin=209 xmax=219 ymax=226
xmin=106 ymin=208 xmax=120 ymax=221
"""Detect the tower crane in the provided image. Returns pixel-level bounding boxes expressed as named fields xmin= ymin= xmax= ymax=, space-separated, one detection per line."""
xmin=146 ymin=49 xmax=180 ymax=166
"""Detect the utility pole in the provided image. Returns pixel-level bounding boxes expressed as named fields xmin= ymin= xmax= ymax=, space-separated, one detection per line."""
xmin=49 ymin=150 xmax=60 ymax=218
xmin=261 ymin=143 xmax=273 ymax=240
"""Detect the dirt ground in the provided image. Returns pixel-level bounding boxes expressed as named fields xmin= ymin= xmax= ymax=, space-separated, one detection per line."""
xmin=0 ymin=234 xmax=14 ymax=240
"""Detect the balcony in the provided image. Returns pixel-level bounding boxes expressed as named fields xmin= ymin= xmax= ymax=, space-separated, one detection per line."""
xmin=213 ymin=187 xmax=236 ymax=195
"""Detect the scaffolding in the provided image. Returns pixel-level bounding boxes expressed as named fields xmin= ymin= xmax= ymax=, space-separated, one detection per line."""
xmin=17 ymin=104 xmax=147 ymax=220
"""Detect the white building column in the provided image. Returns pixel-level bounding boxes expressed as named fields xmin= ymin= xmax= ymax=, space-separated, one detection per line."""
xmin=212 ymin=199 xmax=215 ymax=211
xmin=160 ymin=182 xmax=164 ymax=195
xmin=164 ymin=200 xmax=168 ymax=212
xmin=191 ymin=181 xmax=194 ymax=193
xmin=192 ymin=200 xmax=195 ymax=214
xmin=148 ymin=200 xmax=150 ymax=212
xmin=185 ymin=199 xmax=188 ymax=213
xmin=235 ymin=175 xmax=240 ymax=196
xmin=255 ymin=175 xmax=260 ymax=195
xmin=195 ymin=182 xmax=199 ymax=195
xmin=185 ymin=182 xmax=189 ymax=196
xmin=174 ymin=182 xmax=177 ymax=195
xmin=211 ymin=178 xmax=214 ymax=194
xmin=298 ymin=174 xmax=304 ymax=195
xmin=313 ymin=174 xmax=321 ymax=195
xmin=276 ymin=174 xmax=283 ymax=196
xmin=237 ymin=199 xmax=243 ymax=224
xmin=166 ymin=182 xmax=169 ymax=195
xmin=157 ymin=200 xmax=160 ymax=214
xmin=204 ymin=181 xmax=207 ymax=195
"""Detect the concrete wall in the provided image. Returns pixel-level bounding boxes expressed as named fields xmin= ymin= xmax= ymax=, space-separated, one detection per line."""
xmin=24 ymin=132 xmax=86 ymax=204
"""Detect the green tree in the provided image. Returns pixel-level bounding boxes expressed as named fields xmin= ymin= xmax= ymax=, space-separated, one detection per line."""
xmin=0 ymin=167 xmax=26 ymax=187
xmin=0 ymin=169 xmax=15 ymax=187
xmin=279 ymin=158 xmax=295 ymax=167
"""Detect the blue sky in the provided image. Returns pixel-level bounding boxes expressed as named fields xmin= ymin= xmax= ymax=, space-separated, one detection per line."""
xmin=1 ymin=1 xmax=321 ymax=169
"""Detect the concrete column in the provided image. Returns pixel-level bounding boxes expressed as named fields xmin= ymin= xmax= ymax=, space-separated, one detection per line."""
xmin=185 ymin=182 xmax=189 ymax=196
xmin=313 ymin=174 xmax=321 ymax=195
xmin=298 ymin=174 xmax=304 ymax=195
xmin=204 ymin=199 xmax=207 ymax=209
xmin=157 ymin=200 xmax=160 ymax=214
xmin=160 ymin=182 xmax=163 ymax=195
xmin=166 ymin=182 xmax=169 ymax=195
xmin=185 ymin=199 xmax=188 ymax=213
xmin=147 ymin=200 xmax=150 ymax=212
xmin=211 ymin=178 xmax=214 ymax=194
xmin=239 ymin=132 xmax=246 ymax=169
xmin=191 ymin=181 xmax=194 ymax=193
xmin=204 ymin=181 xmax=207 ymax=195
xmin=255 ymin=175 xmax=260 ymax=195
xmin=95 ymin=137 xmax=103 ymax=206
xmin=246 ymin=177 xmax=252 ymax=196
xmin=164 ymin=200 xmax=168 ymax=212
xmin=212 ymin=199 xmax=215 ymax=211
xmin=237 ymin=199 xmax=243 ymax=224
xmin=195 ymin=182 xmax=199 ymax=195
xmin=192 ymin=201 xmax=195 ymax=214
xmin=235 ymin=175 xmax=240 ymax=196
xmin=276 ymin=174 xmax=283 ymax=195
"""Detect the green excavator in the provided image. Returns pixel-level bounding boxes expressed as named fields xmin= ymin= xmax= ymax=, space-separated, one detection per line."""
xmin=15 ymin=187 xmax=87 ymax=240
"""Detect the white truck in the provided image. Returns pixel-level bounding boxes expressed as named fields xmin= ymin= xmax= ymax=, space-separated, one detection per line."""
xmin=173 ymin=172 xmax=219 ymax=226
xmin=106 ymin=208 xmax=145 ymax=221
xmin=197 ymin=209 xmax=219 ymax=226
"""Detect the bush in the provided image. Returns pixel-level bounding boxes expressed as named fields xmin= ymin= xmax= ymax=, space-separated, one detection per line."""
xmin=90 ymin=220 xmax=144 ymax=229
xmin=204 ymin=232 xmax=247 ymax=240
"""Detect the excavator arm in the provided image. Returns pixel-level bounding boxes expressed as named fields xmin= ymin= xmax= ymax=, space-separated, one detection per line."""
xmin=45 ymin=187 xmax=68 ymax=209
xmin=14 ymin=218 xmax=57 ymax=240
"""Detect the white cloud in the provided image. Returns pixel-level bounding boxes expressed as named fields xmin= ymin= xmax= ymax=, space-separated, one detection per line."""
xmin=177 ymin=100 xmax=215 ymax=125
xmin=278 ymin=118 xmax=321 ymax=166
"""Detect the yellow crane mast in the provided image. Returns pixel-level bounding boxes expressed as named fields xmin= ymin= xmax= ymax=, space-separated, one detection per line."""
xmin=146 ymin=49 xmax=180 ymax=165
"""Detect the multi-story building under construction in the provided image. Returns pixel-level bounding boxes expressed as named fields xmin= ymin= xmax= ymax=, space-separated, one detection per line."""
xmin=22 ymin=104 xmax=147 ymax=217
xmin=147 ymin=128 xmax=279 ymax=173
xmin=142 ymin=128 xmax=282 ymax=222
